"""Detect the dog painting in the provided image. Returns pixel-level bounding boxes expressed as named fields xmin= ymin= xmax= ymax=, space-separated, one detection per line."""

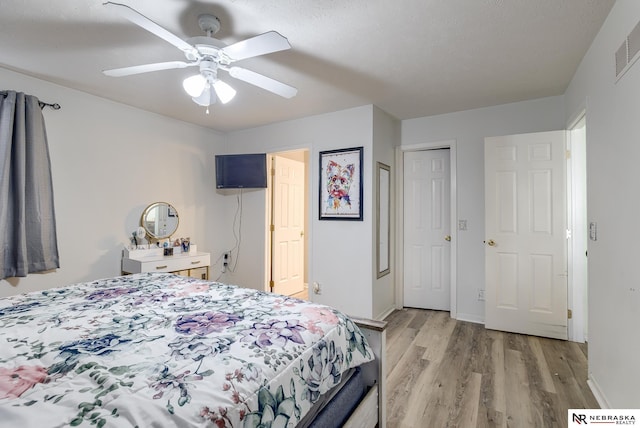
xmin=326 ymin=160 xmax=354 ymax=210
xmin=319 ymin=147 xmax=363 ymax=220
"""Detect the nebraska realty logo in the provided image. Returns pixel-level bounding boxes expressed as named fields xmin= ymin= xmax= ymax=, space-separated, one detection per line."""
xmin=569 ymin=409 xmax=638 ymax=426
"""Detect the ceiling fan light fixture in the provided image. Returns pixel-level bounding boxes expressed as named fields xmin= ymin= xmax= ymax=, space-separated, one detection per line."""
xmin=213 ymin=80 xmax=236 ymax=104
xmin=183 ymin=74 xmax=206 ymax=97
xmin=192 ymin=84 xmax=216 ymax=106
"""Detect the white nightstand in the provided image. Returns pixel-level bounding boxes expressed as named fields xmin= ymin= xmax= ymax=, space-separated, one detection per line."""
xmin=122 ymin=246 xmax=211 ymax=280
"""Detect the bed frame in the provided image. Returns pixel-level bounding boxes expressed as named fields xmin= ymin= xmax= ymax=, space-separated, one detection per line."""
xmin=345 ymin=317 xmax=387 ymax=428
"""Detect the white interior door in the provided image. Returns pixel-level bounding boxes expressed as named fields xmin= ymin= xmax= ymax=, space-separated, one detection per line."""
xmin=485 ymin=131 xmax=568 ymax=340
xmin=403 ymin=149 xmax=451 ymax=310
xmin=271 ymin=155 xmax=305 ymax=296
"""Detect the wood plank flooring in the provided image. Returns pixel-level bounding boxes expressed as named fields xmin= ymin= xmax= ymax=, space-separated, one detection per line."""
xmin=385 ymin=308 xmax=598 ymax=428
xmin=291 ymin=289 xmax=308 ymax=300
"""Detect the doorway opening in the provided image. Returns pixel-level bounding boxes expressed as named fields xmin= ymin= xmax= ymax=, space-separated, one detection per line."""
xmin=266 ymin=149 xmax=310 ymax=299
xmin=396 ymin=140 xmax=457 ymax=318
xmin=568 ymin=114 xmax=588 ymax=343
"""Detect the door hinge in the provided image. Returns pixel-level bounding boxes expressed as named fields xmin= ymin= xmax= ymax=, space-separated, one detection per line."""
xmin=566 ymin=150 xmax=571 ymax=159
xmin=271 ymin=168 xmax=276 ymax=176
xmin=270 ymin=224 xmax=275 ymax=232
xmin=269 ymin=280 xmax=274 ymax=291
xmin=567 ymin=309 xmax=573 ymax=319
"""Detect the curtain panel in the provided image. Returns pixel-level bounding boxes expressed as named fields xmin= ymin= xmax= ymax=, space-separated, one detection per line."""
xmin=0 ymin=91 xmax=59 ymax=279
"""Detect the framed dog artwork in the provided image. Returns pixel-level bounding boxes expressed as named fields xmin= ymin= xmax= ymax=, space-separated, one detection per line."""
xmin=319 ymin=146 xmax=363 ymax=220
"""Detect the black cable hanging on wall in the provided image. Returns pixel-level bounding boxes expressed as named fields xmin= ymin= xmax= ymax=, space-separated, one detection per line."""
xmin=0 ymin=90 xmax=61 ymax=110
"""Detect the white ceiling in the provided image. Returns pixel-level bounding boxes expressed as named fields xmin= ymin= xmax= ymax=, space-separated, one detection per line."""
xmin=0 ymin=0 xmax=614 ymax=132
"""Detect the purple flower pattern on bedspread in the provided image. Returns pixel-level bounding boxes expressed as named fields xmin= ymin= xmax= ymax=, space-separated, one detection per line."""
xmin=85 ymin=287 xmax=137 ymax=300
xmin=0 ymin=273 xmax=373 ymax=427
xmin=175 ymin=311 xmax=242 ymax=335
xmin=241 ymin=319 xmax=306 ymax=348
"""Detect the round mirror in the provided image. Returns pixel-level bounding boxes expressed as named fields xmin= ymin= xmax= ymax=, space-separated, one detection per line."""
xmin=141 ymin=202 xmax=179 ymax=240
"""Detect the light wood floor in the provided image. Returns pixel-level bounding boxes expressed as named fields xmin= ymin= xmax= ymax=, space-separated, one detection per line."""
xmin=385 ymin=308 xmax=598 ymax=428
xmin=291 ymin=289 xmax=308 ymax=300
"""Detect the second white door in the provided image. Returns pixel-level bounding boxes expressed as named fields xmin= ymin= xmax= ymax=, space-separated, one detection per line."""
xmin=403 ymin=149 xmax=451 ymax=310
xmin=484 ymin=130 xmax=567 ymax=340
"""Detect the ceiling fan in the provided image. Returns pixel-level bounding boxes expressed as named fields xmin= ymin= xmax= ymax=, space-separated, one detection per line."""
xmin=102 ymin=2 xmax=297 ymax=108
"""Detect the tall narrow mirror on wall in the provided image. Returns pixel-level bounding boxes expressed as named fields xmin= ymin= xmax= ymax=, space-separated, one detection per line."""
xmin=377 ymin=162 xmax=391 ymax=278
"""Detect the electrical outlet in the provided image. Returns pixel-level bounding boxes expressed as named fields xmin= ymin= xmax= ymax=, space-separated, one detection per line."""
xmin=221 ymin=251 xmax=230 ymax=273
xmin=458 ymin=220 xmax=468 ymax=231
xmin=477 ymin=289 xmax=485 ymax=301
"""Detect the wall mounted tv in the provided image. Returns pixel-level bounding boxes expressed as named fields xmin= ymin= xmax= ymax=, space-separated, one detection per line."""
xmin=215 ymin=153 xmax=268 ymax=189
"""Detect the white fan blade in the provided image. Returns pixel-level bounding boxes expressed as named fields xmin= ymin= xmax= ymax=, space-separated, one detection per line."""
xmin=104 ymin=2 xmax=196 ymax=55
xmin=227 ymin=66 xmax=297 ymax=98
xmin=103 ymin=61 xmax=194 ymax=77
xmin=221 ymin=31 xmax=291 ymax=62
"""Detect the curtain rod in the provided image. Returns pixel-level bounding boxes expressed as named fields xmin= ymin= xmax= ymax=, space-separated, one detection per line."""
xmin=0 ymin=91 xmax=61 ymax=110
xmin=38 ymin=100 xmax=61 ymax=110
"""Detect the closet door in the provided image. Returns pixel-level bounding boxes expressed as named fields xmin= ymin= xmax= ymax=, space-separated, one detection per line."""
xmin=403 ymin=149 xmax=451 ymax=311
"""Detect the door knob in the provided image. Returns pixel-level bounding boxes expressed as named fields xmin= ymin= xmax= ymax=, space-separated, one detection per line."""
xmin=487 ymin=239 xmax=496 ymax=247
xmin=445 ymin=235 xmax=451 ymax=241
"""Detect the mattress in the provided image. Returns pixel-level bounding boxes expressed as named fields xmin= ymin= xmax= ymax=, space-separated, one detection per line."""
xmin=0 ymin=273 xmax=374 ymax=427
xmin=302 ymin=367 xmax=366 ymax=428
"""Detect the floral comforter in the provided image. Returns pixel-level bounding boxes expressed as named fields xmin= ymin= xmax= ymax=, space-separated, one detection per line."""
xmin=0 ymin=273 xmax=373 ymax=427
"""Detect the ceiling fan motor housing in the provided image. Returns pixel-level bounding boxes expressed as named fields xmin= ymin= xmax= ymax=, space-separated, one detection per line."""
xmin=200 ymin=60 xmax=218 ymax=82
xmin=198 ymin=14 xmax=221 ymax=36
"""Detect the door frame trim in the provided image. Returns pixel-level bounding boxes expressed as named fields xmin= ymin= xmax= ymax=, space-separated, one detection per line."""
xmin=395 ymin=140 xmax=458 ymax=318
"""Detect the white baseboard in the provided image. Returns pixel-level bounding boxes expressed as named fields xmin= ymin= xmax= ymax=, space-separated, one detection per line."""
xmin=455 ymin=312 xmax=484 ymax=325
xmin=587 ymin=375 xmax=611 ymax=409
xmin=376 ymin=306 xmax=396 ymax=322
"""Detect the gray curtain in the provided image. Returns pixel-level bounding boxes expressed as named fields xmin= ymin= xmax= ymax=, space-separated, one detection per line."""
xmin=0 ymin=91 xmax=59 ymax=279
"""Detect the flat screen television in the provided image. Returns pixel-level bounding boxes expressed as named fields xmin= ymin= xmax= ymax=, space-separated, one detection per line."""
xmin=215 ymin=153 xmax=268 ymax=189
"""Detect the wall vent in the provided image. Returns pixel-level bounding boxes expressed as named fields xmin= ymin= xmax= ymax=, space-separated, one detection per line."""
xmin=616 ymin=19 xmax=640 ymax=82
xmin=615 ymin=42 xmax=627 ymax=77
xmin=629 ymin=20 xmax=640 ymax=62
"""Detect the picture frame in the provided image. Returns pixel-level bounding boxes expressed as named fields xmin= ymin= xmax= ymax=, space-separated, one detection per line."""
xmin=319 ymin=147 xmax=363 ymax=220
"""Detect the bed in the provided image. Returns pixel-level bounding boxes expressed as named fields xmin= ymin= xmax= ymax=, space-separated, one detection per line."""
xmin=0 ymin=273 xmax=386 ymax=427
